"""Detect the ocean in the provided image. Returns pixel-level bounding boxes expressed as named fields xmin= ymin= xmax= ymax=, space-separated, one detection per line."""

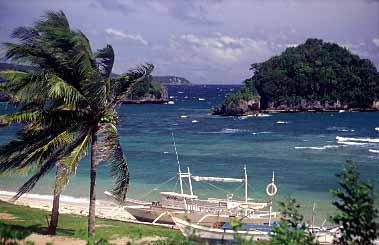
xmin=1 ymin=84 xmax=378 ymax=224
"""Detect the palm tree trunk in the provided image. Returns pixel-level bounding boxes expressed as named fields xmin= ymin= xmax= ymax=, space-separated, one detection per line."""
xmin=47 ymin=163 xmax=62 ymax=235
xmin=88 ymin=133 xmax=97 ymax=237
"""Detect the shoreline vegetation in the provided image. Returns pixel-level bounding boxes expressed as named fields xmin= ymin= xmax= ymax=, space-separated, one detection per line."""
xmin=213 ymin=39 xmax=379 ymax=116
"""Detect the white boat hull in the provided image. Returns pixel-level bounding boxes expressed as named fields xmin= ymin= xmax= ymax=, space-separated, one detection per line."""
xmin=172 ymin=216 xmax=270 ymax=242
xmin=125 ymin=204 xmax=277 ymax=225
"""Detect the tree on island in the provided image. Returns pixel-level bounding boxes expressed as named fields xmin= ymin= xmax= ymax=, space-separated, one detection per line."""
xmin=330 ymin=160 xmax=379 ymax=244
xmin=0 ymin=11 xmax=153 ymax=237
xmin=215 ymin=38 xmax=379 ymax=115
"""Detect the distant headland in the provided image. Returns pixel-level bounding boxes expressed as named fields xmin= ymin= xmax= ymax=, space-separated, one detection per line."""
xmin=213 ymin=39 xmax=379 ymax=116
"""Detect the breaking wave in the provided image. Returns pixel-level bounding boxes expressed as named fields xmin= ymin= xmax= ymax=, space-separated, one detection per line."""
xmin=369 ymin=149 xmax=379 ymax=153
xmin=276 ymin=121 xmax=288 ymax=124
xmin=336 ymin=136 xmax=379 ymax=143
xmin=294 ymin=145 xmax=340 ymax=150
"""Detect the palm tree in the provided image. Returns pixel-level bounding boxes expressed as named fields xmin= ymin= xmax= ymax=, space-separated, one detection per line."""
xmin=0 ymin=11 xmax=153 ymax=237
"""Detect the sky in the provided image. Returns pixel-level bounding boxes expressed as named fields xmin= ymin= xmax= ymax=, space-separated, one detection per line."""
xmin=0 ymin=0 xmax=378 ymax=84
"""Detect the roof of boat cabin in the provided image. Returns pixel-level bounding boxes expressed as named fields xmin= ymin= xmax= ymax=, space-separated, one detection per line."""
xmin=160 ymin=191 xmax=198 ymax=199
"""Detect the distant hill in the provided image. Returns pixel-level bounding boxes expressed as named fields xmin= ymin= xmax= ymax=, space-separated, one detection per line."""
xmin=152 ymin=76 xmax=191 ymax=85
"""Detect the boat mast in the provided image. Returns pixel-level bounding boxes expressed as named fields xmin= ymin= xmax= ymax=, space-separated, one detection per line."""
xmin=172 ymin=132 xmax=184 ymax=194
xmin=269 ymin=171 xmax=274 ymax=226
xmin=187 ymin=167 xmax=193 ymax=196
xmin=244 ymin=164 xmax=248 ymax=203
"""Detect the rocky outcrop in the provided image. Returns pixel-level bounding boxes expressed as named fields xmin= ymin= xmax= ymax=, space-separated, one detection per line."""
xmin=263 ymin=99 xmax=379 ymax=112
xmin=212 ymin=98 xmax=260 ymax=116
xmin=121 ymin=83 xmax=168 ymax=104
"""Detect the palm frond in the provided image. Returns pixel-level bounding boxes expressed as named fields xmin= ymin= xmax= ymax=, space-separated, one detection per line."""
xmin=0 ymin=70 xmax=32 ymax=95
xmin=0 ymin=110 xmax=45 ymax=124
xmin=95 ymin=45 xmax=114 ymax=78
xmin=96 ymin=122 xmax=129 ymax=202
xmin=109 ymin=141 xmax=129 ymax=202
xmin=110 ymin=63 xmax=154 ymax=104
xmin=55 ymin=129 xmax=91 ymax=193
xmin=11 ymin=150 xmax=61 ymax=201
xmin=11 ymin=26 xmax=39 ymax=44
xmin=17 ymin=130 xmax=73 ymax=170
xmin=35 ymin=11 xmax=70 ymax=32
xmin=47 ymin=74 xmax=87 ymax=107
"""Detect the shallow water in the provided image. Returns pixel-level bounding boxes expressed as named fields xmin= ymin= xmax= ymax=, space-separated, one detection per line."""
xmin=1 ymin=85 xmax=378 ymax=224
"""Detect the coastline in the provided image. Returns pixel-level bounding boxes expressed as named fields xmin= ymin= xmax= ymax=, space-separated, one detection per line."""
xmin=0 ymin=190 xmax=136 ymax=222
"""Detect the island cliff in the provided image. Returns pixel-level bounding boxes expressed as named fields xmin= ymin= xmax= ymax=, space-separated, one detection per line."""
xmin=213 ymin=39 xmax=379 ymax=116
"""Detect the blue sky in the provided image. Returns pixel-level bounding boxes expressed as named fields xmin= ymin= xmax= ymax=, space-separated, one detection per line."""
xmin=0 ymin=0 xmax=378 ymax=84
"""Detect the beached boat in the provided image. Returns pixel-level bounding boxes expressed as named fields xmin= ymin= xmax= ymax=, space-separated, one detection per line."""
xmin=172 ymin=215 xmax=341 ymax=244
xmin=171 ymin=215 xmax=271 ymax=242
xmin=106 ymin=134 xmax=279 ymax=225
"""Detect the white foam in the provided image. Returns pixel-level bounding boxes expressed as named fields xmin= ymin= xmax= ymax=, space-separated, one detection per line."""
xmin=368 ymin=149 xmax=379 ymax=153
xmin=177 ymin=91 xmax=184 ymax=94
xmin=257 ymin=114 xmax=271 ymax=117
xmin=169 ymin=96 xmax=175 ymax=99
xmin=198 ymin=98 xmax=205 ymax=101
xmin=0 ymin=190 xmax=89 ymax=204
xmin=375 ymin=127 xmax=379 ymax=132
xmin=184 ymin=96 xmax=189 ymax=99
xmin=295 ymin=145 xmax=340 ymax=150
xmin=327 ymin=127 xmax=354 ymax=132
xmin=221 ymin=128 xmax=245 ymax=134
xmin=252 ymin=131 xmax=272 ymax=135
xmin=276 ymin=121 xmax=288 ymax=124
xmin=167 ymin=101 xmax=175 ymax=105
xmin=338 ymin=141 xmax=368 ymax=146
xmin=180 ymin=115 xmax=188 ymax=118
xmin=191 ymin=120 xmax=199 ymax=123
xmin=336 ymin=136 xmax=379 ymax=143
xmin=163 ymin=151 xmax=169 ymax=154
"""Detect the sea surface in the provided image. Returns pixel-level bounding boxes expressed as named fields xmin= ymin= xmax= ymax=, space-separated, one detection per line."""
xmin=1 ymin=85 xmax=379 ymax=224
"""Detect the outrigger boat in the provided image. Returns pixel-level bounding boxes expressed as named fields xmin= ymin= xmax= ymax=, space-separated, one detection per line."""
xmin=171 ymin=215 xmax=272 ymax=242
xmin=105 ymin=134 xmax=279 ymax=226
xmin=171 ymin=215 xmax=340 ymax=244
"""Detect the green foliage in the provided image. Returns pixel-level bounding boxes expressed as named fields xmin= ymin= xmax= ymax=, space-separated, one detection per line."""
xmin=330 ymin=160 xmax=379 ymax=244
xmin=127 ymin=78 xmax=164 ymax=100
xmin=221 ymin=38 xmax=379 ymax=110
xmin=270 ymin=197 xmax=318 ymax=245
xmin=0 ymin=222 xmax=31 ymax=244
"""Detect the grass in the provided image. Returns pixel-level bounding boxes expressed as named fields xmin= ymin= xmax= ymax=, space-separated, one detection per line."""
xmin=0 ymin=200 xmax=182 ymax=242
xmin=0 ymin=201 xmax=272 ymax=244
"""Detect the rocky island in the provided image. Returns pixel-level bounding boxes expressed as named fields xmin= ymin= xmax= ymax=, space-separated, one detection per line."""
xmin=121 ymin=77 xmax=168 ymax=104
xmin=213 ymin=39 xmax=379 ymax=116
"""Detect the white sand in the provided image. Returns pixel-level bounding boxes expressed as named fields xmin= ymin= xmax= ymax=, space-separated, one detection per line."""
xmin=0 ymin=190 xmax=135 ymax=221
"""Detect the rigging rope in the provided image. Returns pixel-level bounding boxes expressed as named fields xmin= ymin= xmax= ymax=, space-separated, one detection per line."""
xmin=138 ymin=175 xmax=177 ymax=200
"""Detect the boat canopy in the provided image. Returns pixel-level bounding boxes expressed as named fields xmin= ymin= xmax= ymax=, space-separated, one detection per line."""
xmin=160 ymin=191 xmax=198 ymax=199
xmin=191 ymin=176 xmax=244 ymax=183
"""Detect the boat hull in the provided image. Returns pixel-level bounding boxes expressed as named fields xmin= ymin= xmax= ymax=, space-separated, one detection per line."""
xmin=125 ymin=205 xmax=277 ymax=226
xmin=172 ymin=216 xmax=269 ymax=242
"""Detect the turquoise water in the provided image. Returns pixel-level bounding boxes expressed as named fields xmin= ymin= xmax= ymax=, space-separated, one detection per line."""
xmin=1 ymin=85 xmax=379 ymax=224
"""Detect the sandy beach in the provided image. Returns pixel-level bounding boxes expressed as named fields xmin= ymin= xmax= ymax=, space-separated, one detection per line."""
xmin=0 ymin=190 xmax=135 ymax=221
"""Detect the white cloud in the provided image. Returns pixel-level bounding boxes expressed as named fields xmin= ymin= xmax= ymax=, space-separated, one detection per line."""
xmin=105 ymin=28 xmax=149 ymax=46
xmin=372 ymin=38 xmax=379 ymax=47
xmin=179 ymin=33 xmax=272 ymax=63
